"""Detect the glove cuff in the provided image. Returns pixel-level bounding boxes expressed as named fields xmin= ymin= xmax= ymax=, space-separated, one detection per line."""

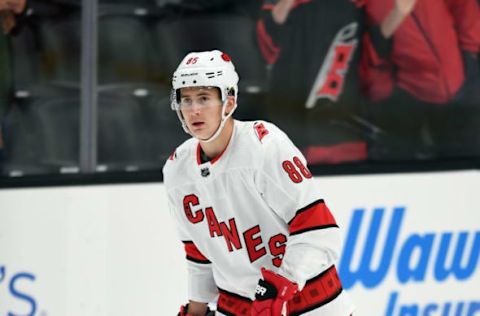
xmin=255 ymin=278 xmax=278 ymax=301
xmin=260 ymin=268 xmax=298 ymax=301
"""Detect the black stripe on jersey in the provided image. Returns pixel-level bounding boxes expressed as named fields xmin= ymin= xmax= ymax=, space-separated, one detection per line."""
xmin=288 ymin=199 xmax=325 ymax=225
xmin=217 ymin=287 xmax=252 ymax=316
xmin=289 ymin=223 xmax=339 ymax=236
xmin=185 ymin=255 xmax=211 ymax=264
xmin=218 ymin=287 xmax=252 ymax=303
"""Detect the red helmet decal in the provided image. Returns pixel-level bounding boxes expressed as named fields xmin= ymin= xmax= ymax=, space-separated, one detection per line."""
xmin=221 ymin=53 xmax=231 ymax=62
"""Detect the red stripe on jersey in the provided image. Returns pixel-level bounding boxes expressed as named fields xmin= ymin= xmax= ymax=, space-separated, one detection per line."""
xmin=211 ymin=145 xmax=228 ymax=164
xmin=288 ymin=200 xmax=338 ymax=236
xmin=196 ymin=144 xmax=202 ymax=165
xmin=183 ymin=241 xmax=210 ymax=264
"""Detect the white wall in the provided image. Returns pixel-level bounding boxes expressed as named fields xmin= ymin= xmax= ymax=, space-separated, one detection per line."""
xmin=1 ymin=170 xmax=479 ymax=316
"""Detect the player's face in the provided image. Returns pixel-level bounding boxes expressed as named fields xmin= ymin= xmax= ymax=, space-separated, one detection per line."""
xmin=179 ymin=86 xmax=224 ymax=139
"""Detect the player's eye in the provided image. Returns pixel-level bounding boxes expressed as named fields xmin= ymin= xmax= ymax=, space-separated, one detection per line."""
xmin=180 ymin=98 xmax=193 ymax=107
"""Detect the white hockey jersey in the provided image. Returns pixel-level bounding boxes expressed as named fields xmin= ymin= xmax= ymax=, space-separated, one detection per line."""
xmin=163 ymin=120 xmax=354 ymax=316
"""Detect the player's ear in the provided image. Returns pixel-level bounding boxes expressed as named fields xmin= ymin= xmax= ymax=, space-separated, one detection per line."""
xmin=226 ymin=96 xmax=235 ymax=114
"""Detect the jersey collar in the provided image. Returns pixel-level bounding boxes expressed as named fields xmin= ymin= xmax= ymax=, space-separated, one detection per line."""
xmin=196 ymin=142 xmax=228 ymax=165
xmin=195 ymin=120 xmax=236 ymax=165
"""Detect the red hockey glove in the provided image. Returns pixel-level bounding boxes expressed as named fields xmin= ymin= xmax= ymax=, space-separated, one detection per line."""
xmin=251 ymin=268 xmax=299 ymax=316
xmin=178 ymin=304 xmax=190 ymax=316
xmin=177 ymin=303 xmax=214 ymax=316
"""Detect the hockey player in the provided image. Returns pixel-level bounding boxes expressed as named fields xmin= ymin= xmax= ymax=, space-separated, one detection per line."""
xmin=163 ymin=50 xmax=354 ymax=316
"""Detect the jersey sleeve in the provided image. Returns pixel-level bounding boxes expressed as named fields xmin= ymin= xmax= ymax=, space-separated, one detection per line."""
xmin=254 ymin=124 xmax=343 ymax=289
xmin=166 ymin=194 xmax=218 ymax=303
xmin=445 ymin=0 xmax=480 ymax=53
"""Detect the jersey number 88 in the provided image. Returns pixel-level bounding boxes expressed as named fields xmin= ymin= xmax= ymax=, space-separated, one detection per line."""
xmin=282 ymin=156 xmax=312 ymax=183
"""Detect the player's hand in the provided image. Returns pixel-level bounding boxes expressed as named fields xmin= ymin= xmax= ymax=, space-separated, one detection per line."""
xmin=177 ymin=303 xmax=214 ymax=316
xmin=251 ymin=268 xmax=298 ymax=316
xmin=395 ymin=0 xmax=417 ymax=15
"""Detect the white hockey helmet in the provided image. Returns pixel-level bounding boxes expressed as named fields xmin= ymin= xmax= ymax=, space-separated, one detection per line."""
xmin=171 ymin=50 xmax=239 ymax=142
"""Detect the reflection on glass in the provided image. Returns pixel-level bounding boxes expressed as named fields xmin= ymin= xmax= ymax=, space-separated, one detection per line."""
xmin=1 ymin=0 xmax=478 ymax=179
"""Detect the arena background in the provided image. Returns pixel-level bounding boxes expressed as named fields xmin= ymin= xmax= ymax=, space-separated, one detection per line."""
xmin=1 ymin=0 xmax=480 ymax=315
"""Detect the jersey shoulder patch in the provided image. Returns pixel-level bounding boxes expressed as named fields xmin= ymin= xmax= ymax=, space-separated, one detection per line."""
xmin=250 ymin=120 xmax=289 ymax=145
xmin=253 ymin=121 xmax=271 ymax=142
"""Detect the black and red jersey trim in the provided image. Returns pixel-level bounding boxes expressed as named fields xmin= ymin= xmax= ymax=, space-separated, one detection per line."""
xmin=216 ymin=265 xmax=343 ymax=315
xmin=290 ymin=224 xmax=339 ymax=236
xmin=217 ymin=287 xmax=252 ymax=316
xmin=196 ymin=142 xmax=229 ymax=165
xmin=288 ymin=265 xmax=343 ymax=316
xmin=288 ymin=199 xmax=325 ymax=224
xmin=183 ymin=241 xmax=211 ymax=264
xmin=288 ymin=199 xmax=338 ymax=236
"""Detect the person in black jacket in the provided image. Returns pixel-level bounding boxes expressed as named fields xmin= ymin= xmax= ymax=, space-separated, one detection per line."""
xmin=257 ymin=0 xmax=368 ymax=165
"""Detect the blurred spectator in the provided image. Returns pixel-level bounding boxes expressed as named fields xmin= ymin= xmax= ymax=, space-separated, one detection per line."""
xmin=257 ymin=0 xmax=368 ymax=165
xmin=360 ymin=0 xmax=480 ymax=160
xmin=1 ymin=0 xmax=26 ymax=34
xmin=0 ymin=0 xmax=26 ymax=173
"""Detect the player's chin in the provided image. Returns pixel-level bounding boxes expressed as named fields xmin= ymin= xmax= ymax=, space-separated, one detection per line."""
xmin=196 ymin=129 xmax=217 ymax=141
xmin=189 ymin=128 xmax=209 ymax=140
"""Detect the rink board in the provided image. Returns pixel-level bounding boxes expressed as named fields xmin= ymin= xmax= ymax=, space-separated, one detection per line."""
xmin=1 ymin=170 xmax=479 ymax=316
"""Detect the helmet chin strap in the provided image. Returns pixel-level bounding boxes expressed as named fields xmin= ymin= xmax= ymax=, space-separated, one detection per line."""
xmin=195 ymin=99 xmax=234 ymax=143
